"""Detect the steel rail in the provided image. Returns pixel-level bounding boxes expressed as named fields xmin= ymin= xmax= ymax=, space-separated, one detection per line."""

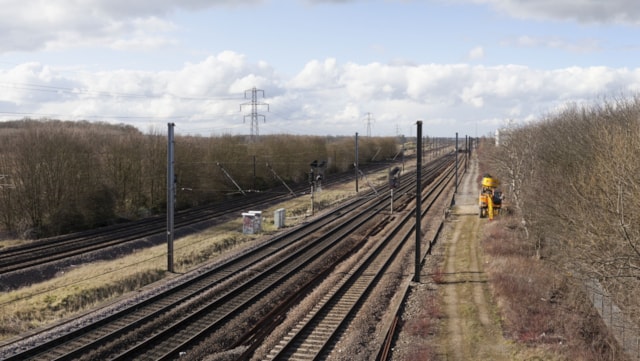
xmin=1 ymin=157 xmax=446 ymax=360
xmin=0 ymin=178 xmax=377 ymax=360
xmin=375 ymin=154 xmax=467 ymax=361
xmin=0 ymin=162 xmax=390 ymax=277
xmin=107 ymin=157 xmax=454 ymax=361
xmin=0 ymin=155 xmax=453 ymax=361
xmin=265 ymin=156 xmax=456 ymax=360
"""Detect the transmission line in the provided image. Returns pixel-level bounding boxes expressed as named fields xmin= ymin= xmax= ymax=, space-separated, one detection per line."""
xmin=240 ymin=87 xmax=269 ymax=141
xmin=365 ymin=112 xmax=374 ymax=137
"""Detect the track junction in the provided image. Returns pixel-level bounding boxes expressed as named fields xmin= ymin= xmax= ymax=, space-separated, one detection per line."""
xmin=0 ymin=150 xmax=464 ymax=361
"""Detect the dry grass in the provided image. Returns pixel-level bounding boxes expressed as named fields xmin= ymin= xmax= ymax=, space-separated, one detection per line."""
xmin=483 ymin=217 xmax=626 ymax=361
xmin=0 ymin=220 xmax=263 ymax=340
xmin=404 ymin=295 xmax=442 ymax=338
xmin=0 ymin=199 xmax=300 ymax=340
xmin=0 ymin=241 xmax=181 ymax=339
xmin=278 ymin=187 xmax=357 ymax=219
xmin=0 ymin=238 xmax=27 ymax=250
xmin=481 ymin=219 xmax=535 ymax=258
xmin=430 ymin=266 xmax=445 ymax=285
xmin=0 ymin=165 xmax=391 ymax=343
xmin=404 ymin=347 xmax=438 ymax=361
xmin=393 ymin=255 xmax=443 ymax=361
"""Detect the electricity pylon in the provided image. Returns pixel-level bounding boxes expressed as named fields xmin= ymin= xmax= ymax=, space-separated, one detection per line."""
xmin=240 ymin=87 xmax=269 ymax=141
xmin=365 ymin=112 xmax=374 ymax=137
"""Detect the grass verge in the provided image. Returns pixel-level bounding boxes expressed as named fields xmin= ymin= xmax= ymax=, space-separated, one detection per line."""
xmin=0 ymin=175 xmax=366 ymax=342
xmin=482 ymin=217 xmax=626 ymax=360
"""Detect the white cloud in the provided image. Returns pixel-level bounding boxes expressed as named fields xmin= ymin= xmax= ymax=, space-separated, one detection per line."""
xmin=0 ymin=0 xmax=258 ymax=53
xmin=2 ymin=54 xmax=640 ymax=136
xmin=110 ymin=36 xmax=178 ymax=51
xmin=288 ymin=58 xmax=340 ymax=89
xmin=502 ymin=35 xmax=601 ymax=53
xmin=469 ymin=0 xmax=640 ymax=24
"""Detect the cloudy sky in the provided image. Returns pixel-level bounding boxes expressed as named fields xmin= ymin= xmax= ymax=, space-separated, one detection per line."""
xmin=1 ymin=0 xmax=639 ymax=137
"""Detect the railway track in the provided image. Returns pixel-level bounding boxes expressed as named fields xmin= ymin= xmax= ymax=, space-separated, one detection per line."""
xmin=0 ymin=161 xmax=393 ymax=280
xmin=261 ymin=154 xmax=457 ymax=360
xmin=0 ymin=153 xmax=458 ymax=361
xmin=0 ymin=191 xmax=283 ymax=276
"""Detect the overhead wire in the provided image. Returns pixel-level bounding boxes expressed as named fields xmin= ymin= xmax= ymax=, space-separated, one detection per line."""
xmin=0 ymin=79 xmax=245 ymax=125
xmin=0 ymin=76 xmax=368 ymax=136
xmin=0 ymin=81 xmax=244 ymax=102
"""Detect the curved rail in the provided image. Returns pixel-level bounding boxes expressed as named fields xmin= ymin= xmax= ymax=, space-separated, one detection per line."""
xmin=0 ymin=161 xmax=391 ymax=279
xmin=0 ymin=155 xmax=451 ymax=360
xmin=0 ymin=177 xmax=378 ymax=360
xmin=0 ymin=154 xmax=456 ymax=361
xmin=265 ymin=155 xmax=456 ymax=360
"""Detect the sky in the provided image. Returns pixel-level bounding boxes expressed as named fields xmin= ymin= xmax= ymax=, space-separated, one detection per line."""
xmin=1 ymin=0 xmax=640 ymax=137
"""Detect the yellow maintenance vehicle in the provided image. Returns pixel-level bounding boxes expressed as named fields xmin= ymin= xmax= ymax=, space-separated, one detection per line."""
xmin=479 ymin=174 xmax=502 ymax=220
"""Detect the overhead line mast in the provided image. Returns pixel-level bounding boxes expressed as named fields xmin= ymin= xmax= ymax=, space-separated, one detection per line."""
xmin=240 ymin=87 xmax=269 ymax=141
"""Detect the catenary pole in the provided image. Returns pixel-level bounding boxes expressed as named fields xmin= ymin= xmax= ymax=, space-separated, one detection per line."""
xmin=167 ymin=123 xmax=175 ymax=273
xmin=414 ymin=121 xmax=423 ymax=282
xmin=355 ymin=132 xmax=359 ymax=193
xmin=455 ymin=132 xmax=459 ymax=194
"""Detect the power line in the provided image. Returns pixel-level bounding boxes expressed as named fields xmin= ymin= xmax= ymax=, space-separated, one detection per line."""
xmin=365 ymin=112 xmax=374 ymax=137
xmin=0 ymin=81 xmax=243 ymax=102
xmin=0 ymin=111 xmax=193 ymax=120
xmin=240 ymin=87 xmax=269 ymax=141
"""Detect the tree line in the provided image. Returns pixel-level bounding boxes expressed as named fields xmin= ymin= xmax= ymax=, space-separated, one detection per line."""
xmin=485 ymin=95 xmax=640 ymax=323
xmin=0 ymin=119 xmax=399 ymax=238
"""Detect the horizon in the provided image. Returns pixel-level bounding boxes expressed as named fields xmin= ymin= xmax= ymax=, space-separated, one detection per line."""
xmin=1 ymin=0 xmax=639 ymax=137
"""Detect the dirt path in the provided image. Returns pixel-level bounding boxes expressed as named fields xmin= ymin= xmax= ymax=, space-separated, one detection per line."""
xmin=391 ymin=156 xmax=531 ymax=361
xmin=437 ymin=157 xmax=515 ymax=360
xmin=393 ymin=155 xmax=614 ymax=361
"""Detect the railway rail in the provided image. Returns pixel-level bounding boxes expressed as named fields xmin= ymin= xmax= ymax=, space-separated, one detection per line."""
xmin=0 ymin=152 xmax=459 ymax=361
xmin=261 ymin=154 xmax=458 ymax=360
xmin=0 ymin=170 xmax=383 ymax=359
xmin=0 ymin=161 xmax=395 ymax=281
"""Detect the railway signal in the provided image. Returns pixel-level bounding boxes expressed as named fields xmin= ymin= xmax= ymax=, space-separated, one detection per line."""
xmin=309 ymin=160 xmax=327 ymax=215
xmin=389 ymin=166 xmax=401 ymax=214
